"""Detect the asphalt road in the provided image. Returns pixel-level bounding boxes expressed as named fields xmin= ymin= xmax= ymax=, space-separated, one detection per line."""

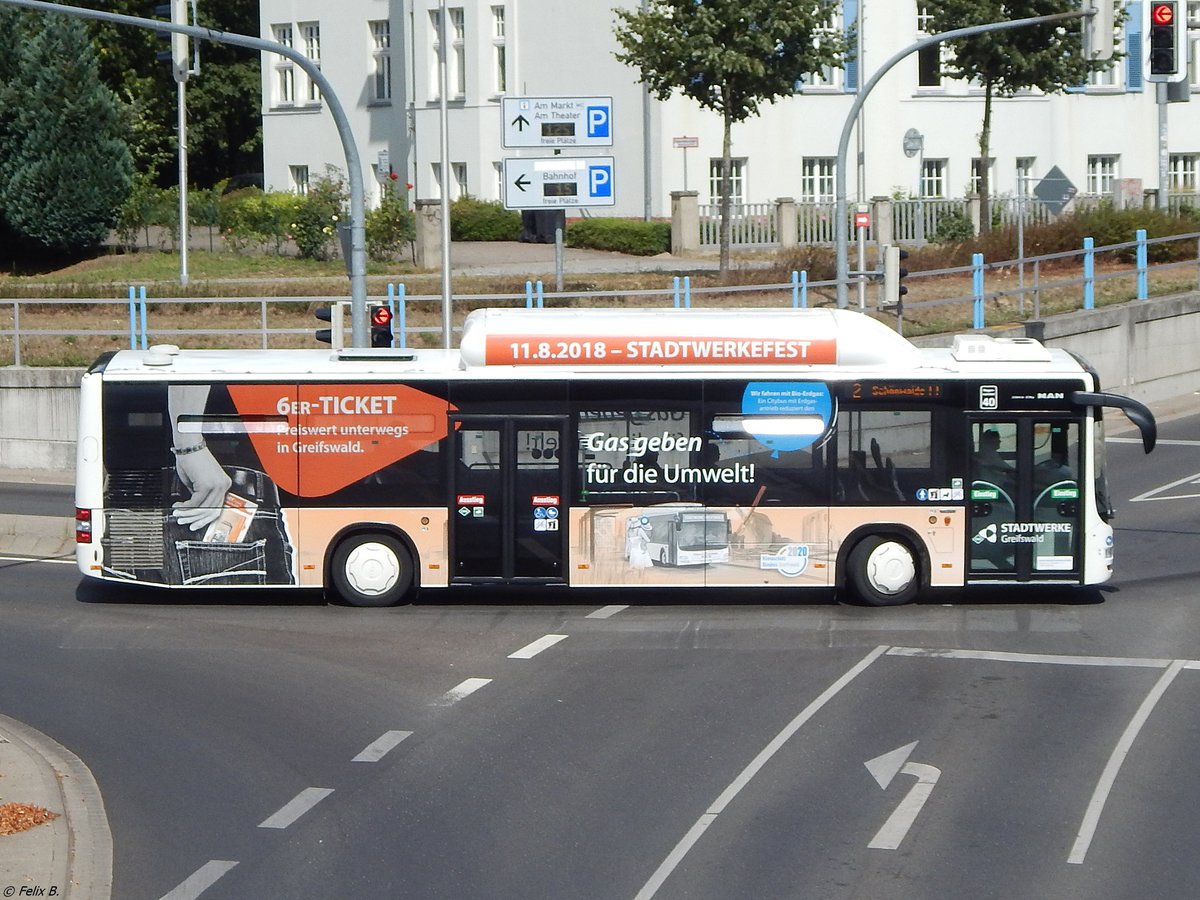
xmin=0 ymin=406 xmax=1197 ymax=900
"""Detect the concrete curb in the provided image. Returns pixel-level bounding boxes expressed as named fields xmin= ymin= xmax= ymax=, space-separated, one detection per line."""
xmin=0 ymin=714 xmax=111 ymax=900
xmin=0 ymin=516 xmax=74 ymax=560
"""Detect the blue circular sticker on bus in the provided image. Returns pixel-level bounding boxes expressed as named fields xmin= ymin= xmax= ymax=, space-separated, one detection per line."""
xmin=741 ymin=382 xmax=834 ymax=456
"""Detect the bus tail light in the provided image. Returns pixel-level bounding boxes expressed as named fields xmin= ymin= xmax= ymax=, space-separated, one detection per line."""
xmin=75 ymin=508 xmax=93 ymax=543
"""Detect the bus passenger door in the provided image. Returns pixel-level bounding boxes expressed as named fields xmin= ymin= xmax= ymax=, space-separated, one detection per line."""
xmin=967 ymin=418 xmax=1082 ymax=580
xmin=450 ymin=417 xmax=567 ymax=583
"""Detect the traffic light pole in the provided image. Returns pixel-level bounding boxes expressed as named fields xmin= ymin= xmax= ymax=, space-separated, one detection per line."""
xmin=835 ymin=10 xmax=1088 ymax=309
xmin=0 ymin=0 xmax=373 ymax=346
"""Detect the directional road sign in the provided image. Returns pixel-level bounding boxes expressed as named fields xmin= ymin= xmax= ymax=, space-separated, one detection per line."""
xmin=502 ymin=157 xmax=616 ymax=209
xmin=502 ymin=96 xmax=613 ymax=148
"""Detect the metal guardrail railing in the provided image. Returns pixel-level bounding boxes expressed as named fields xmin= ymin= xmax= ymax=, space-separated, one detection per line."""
xmin=2 ymin=229 xmax=1199 ymax=363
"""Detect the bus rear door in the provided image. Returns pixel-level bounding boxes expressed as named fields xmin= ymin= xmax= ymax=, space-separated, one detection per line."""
xmin=450 ymin=416 xmax=567 ymax=583
xmin=967 ymin=418 xmax=1083 ymax=581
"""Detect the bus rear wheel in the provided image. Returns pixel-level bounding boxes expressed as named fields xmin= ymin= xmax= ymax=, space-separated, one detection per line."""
xmin=846 ymin=536 xmax=920 ymax=607
xmin=329 ymin=532 xmax=415 ymax=607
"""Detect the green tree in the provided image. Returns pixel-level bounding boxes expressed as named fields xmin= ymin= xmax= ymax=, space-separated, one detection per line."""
xmin=923 ymin=0 xmax=1122 ymax=232
xmin=0 ymin=10 xmax=133 ymax=251
xmin=80 ymin=0 xmax=262 ymax=188
xmin=614 ymin=0 xmax=850 ymax=273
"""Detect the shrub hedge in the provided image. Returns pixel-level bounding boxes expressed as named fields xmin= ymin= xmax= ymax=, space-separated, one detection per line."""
xmin=565 ymin=217 xmax=671 ymax=255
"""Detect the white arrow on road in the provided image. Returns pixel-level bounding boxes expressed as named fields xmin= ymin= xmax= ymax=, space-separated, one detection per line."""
xmin=865 ymin=741 xmax=941 ymax=850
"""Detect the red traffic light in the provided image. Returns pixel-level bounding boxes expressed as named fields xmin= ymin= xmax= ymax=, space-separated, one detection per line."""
xmin=1152 ymin=2 xmax=1174 ymax=25
xmin=370 ymin=306 xmax=393 ymax=327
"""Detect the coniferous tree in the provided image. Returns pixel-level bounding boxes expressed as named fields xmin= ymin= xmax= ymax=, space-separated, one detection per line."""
xmin=0 ymin=11 xmax=133 ymax=251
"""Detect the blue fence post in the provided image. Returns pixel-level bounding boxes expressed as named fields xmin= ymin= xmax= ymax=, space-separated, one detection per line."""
xmin=673 ymin=276 xmax=681 ymax=308
xmin=790 ymin=271 xmax=799 ymax=308
xmin=127 ymin=285 xmax=137 ymax=349
xmin=1083 ymin=237 xmax=1095 ymax=310
xmin=536 ymin=280 xmax=544 ymax=308
xmin=1136 ymin=228 xmax=1148 ymax=300
xmin=800 ymin=270 xmax=808 ymax=308
xmin=683 ymin=275 xmax=691 ymax=309
xmin=972 ymin=253 xmax=985 ymax=329
xmin=139 ymin=286 xmax=148 ymax=349
xmin=525 ymin=280 xmax=533 ymax=309
xmin=396 ymin=283 xmax=407 ymax=348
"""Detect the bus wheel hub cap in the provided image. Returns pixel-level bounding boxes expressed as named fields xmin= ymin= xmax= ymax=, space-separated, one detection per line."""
xmin=867 ymin=543 xmax=915 ymax=595
xmin=345 ymin=542 xmax=400 ymax=595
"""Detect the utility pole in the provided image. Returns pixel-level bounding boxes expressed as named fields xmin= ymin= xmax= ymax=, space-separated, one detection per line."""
xmin=170 ymin=0 xmax=190 ymax=287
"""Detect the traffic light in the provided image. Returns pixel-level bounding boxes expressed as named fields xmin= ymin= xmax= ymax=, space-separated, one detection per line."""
xmin=370 ymin=304 xmax=394 ymax=348
xmin=153 ymin=0 xmax=190 ymax=83
xmin=1149 ymin=1 xmax=1179 ymax=76
xmin=883 ymin=245 xmax=909 ymax=307
xmin=314 ymin=302 xmax=346 ymax=347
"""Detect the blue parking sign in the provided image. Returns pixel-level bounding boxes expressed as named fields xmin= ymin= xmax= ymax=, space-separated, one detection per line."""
xmin=588 ymin=165 xmax=612 ymax=199
xmin=586 ymin=105 xmax=610 ymax=139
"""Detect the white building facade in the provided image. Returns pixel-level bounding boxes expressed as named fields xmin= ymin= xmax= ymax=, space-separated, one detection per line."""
xmin=259 ymin=1 xmax=1200 ymax=217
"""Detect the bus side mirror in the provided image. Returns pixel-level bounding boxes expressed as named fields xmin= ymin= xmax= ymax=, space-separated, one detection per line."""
xmin=1071 ymin=391 xmax=1157 ymax=453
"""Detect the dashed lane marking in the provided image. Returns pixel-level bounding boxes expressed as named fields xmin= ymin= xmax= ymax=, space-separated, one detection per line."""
xmin=352 ymin=730 xmax=413 ymax=763
xmin=159 ymin=860 xmax=239 ymax=900
xmin=433 ymin=677 xmax=492 ymax=707
xmin=587 ymin=605 xmax=628 ymax=619
xmin=258 ymin=787 xmax=334 ymax=829
xmin=509 ymin=634 xmax=568 ymax=659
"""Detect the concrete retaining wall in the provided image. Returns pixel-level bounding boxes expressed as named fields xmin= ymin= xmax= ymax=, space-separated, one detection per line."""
xmin=2 ymin=294 xmax=1198 ymax=475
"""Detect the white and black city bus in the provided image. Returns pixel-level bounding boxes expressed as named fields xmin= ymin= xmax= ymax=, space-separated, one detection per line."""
xmin=74 ymin=307 xmax=1156 ymax=607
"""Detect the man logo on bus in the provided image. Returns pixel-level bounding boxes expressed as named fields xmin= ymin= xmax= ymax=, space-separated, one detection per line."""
xmin=973 ymin=524 xmax=998 ymax=544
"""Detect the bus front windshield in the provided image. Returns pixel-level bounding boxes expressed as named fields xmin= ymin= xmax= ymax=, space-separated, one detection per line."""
xmin=677 ymin=517 xmax=729 ymax=550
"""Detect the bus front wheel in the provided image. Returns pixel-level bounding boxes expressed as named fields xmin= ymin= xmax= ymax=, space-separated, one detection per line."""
xmin=329 ymin=532 xmax=415 ymax=607
xmin=846 ymin=536 xmax=920 ymax=607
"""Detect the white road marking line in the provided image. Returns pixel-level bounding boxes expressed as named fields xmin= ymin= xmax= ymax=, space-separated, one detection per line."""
xmin=887 ymin=646 xmax=1172 ymax=669
xmin=509 ymin=634 xmax=567 ymax=659
xmin=433 ymin=677 xmax=492 ymax=706
xmin=587 ymin=605 xmax=628 ymax=619
xmin=1129 ymin=469 xmax=1200 ymax=502
xmin=159 ymin=859 xmax=239 ymax=899
xmin=1068 ymin=659 xmax=1186 ymax=865
xmin=633 ymin=645 xmax=889 ymax=900
xmin=258 ymin=787 xmax=334 ymax=829
xmin=352 ymin=730 xmax=413 ymax=763
xmin=868 ymin=761 xmax=941 ymax=851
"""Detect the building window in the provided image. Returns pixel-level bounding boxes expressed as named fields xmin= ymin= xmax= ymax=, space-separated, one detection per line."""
xmin=272 ymin=24 xmax=295 ymax=106
xmin=1015 ymin=157 xmax=1036 ymax=195
xmin=921 ymin=159 xmax=946 ymax=198
xmin=916 ymin=6 xmax=942 ymax=88
xmin=452 ymin=162 xmax=468 ymax=198
xmin=969 ymin=158 xmax=994 ymax=196
xmin=451 ymin=7 xmax=466 ymax=98
xmin=1088 ymin=58 xmax=1118 ymax=89
xmin=1087 ymin=155 xmax=1118 ymax=194
xmin=801 ymin=158 xmax=835 ymax=202
xmin=370 ymin=20 xmax=392 ymax=102
xmin=493 ymin=161 xmax=503 ymax=200
xmin=430 ymin=8 xmax=465 ymax=100
xmin=492 ymin=6 xmax=507 ymax=94
xmin=300 ymin=22 xmax=321 ymax=103
xmin=290 ymin=165 xmax=310 ymax=196
xmin=708 ymin=158 xmax=746 ymax=205
xmin=1169 ymin=154 xmax=1198 ymax=191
